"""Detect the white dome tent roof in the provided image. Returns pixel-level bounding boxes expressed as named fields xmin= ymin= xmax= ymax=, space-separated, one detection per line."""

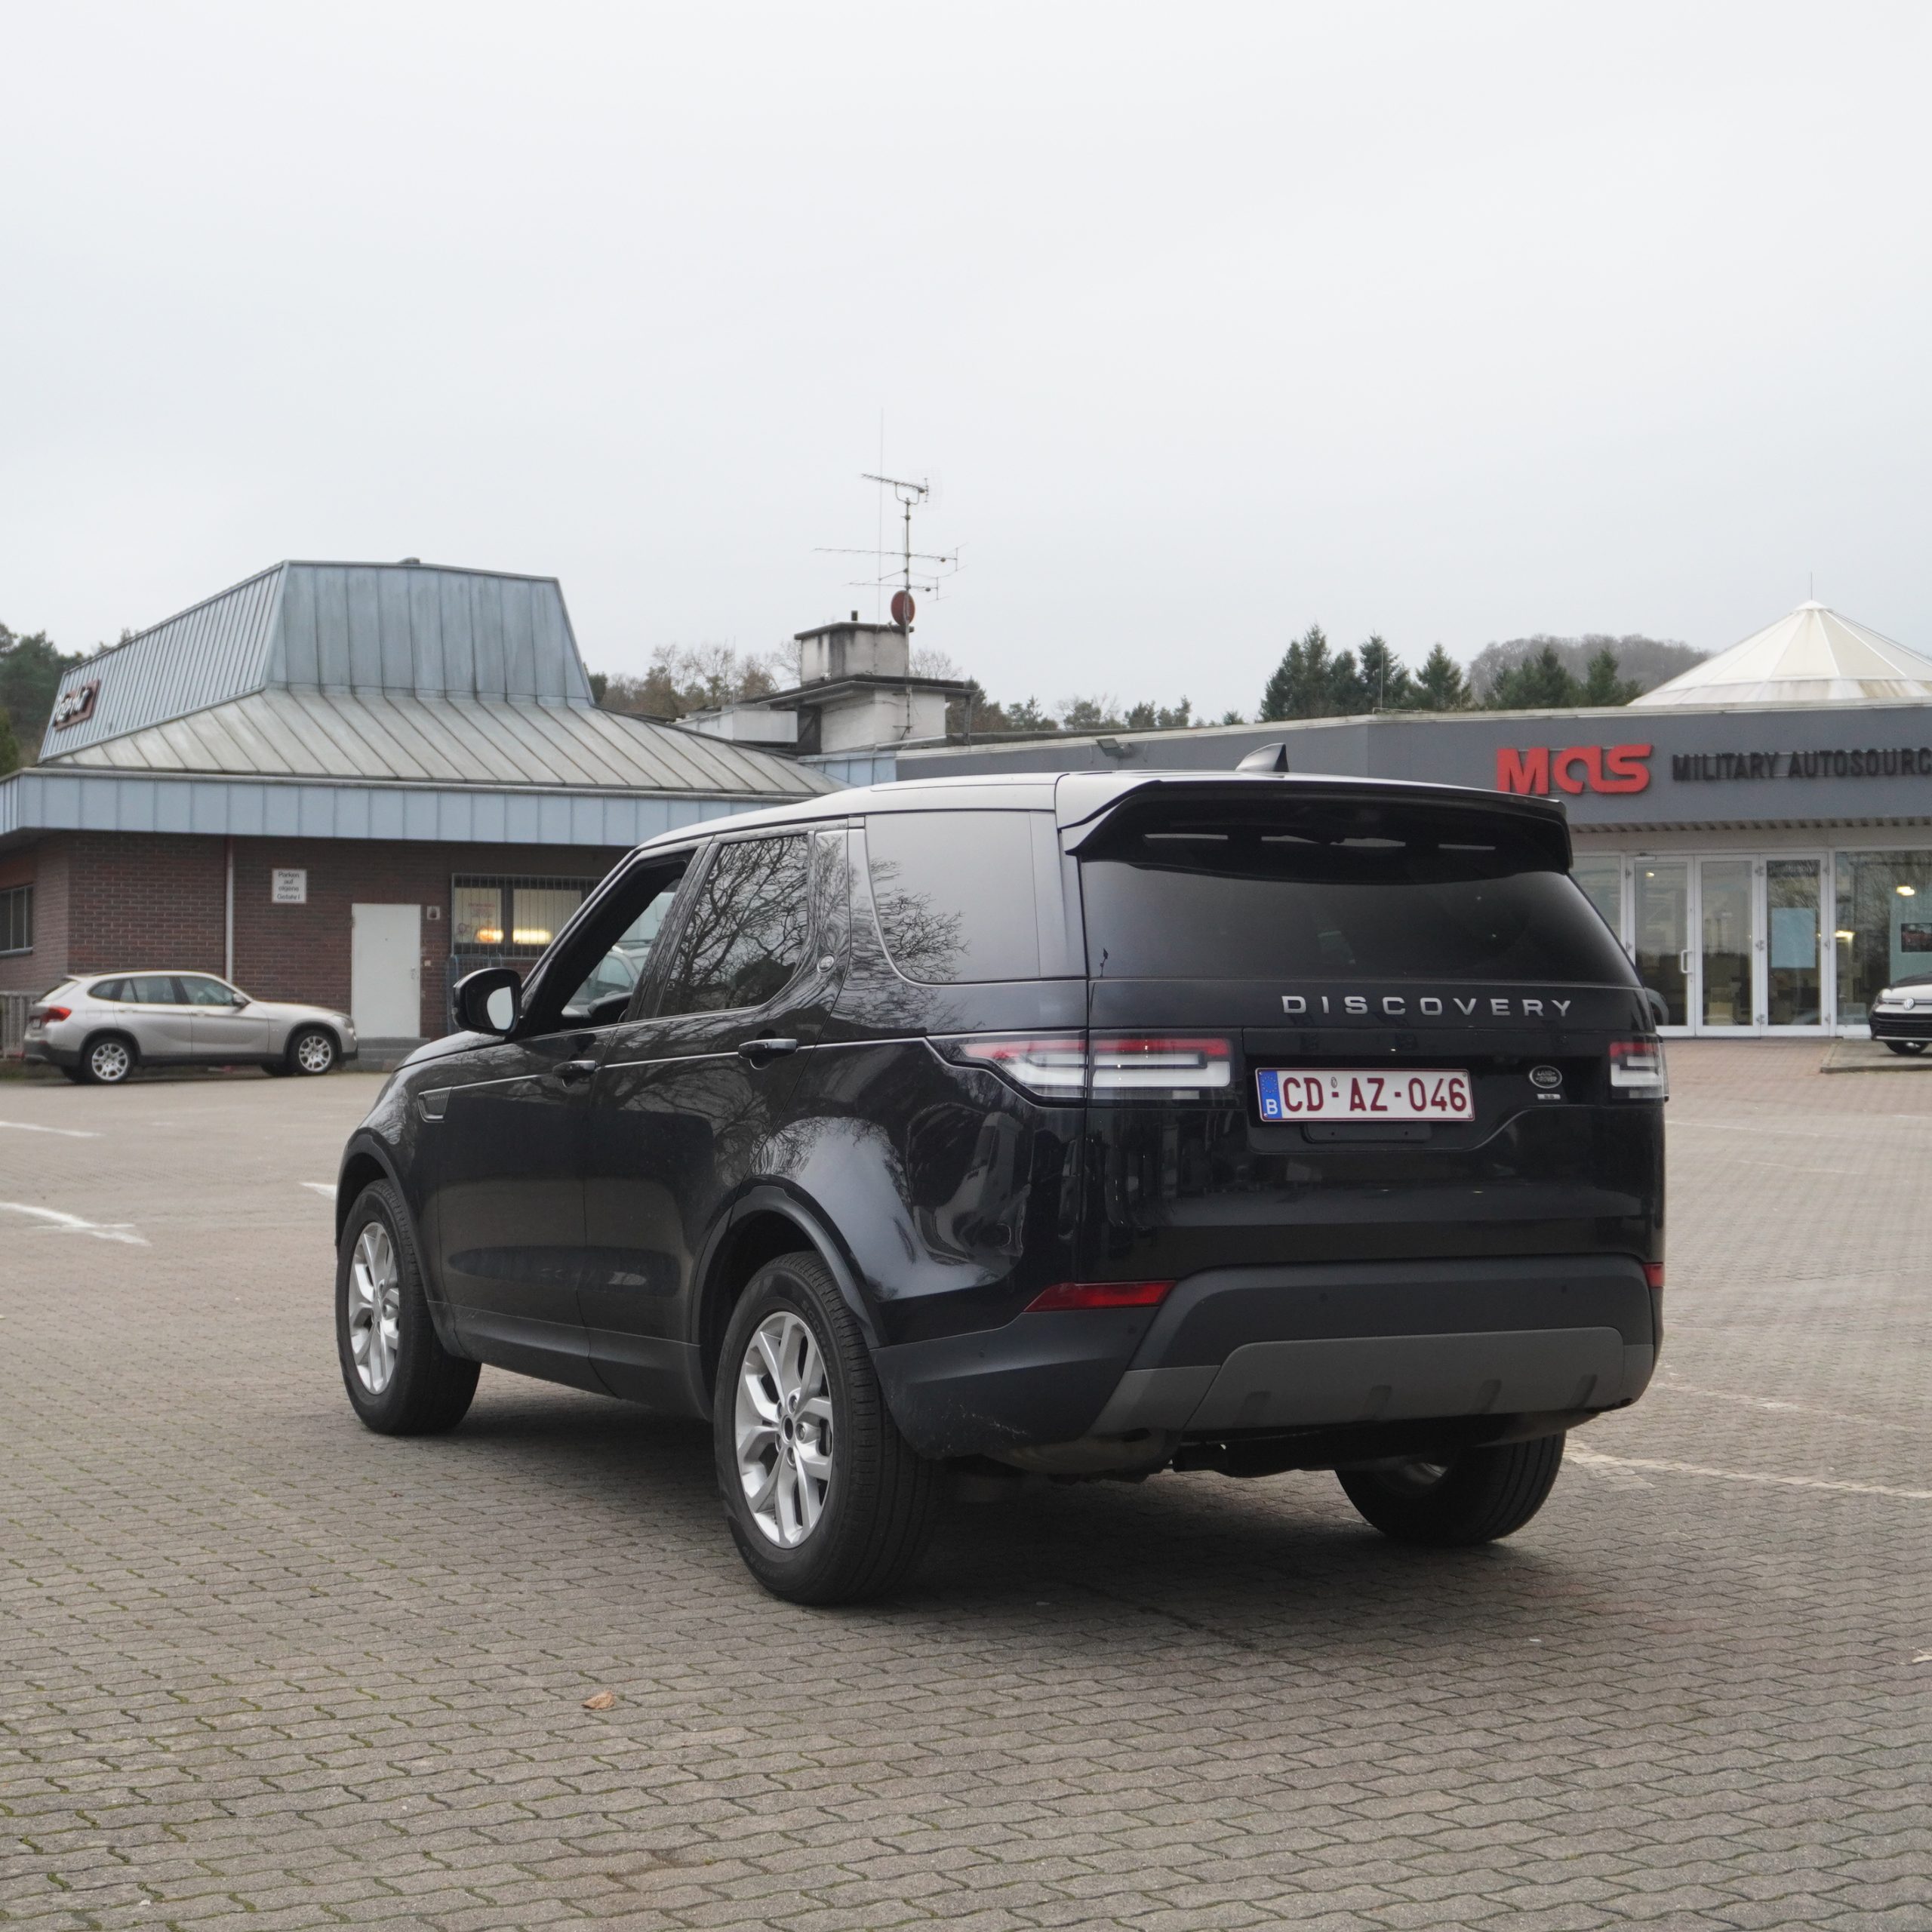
xmin=1632 ymin=601 xmax=1932 ymax=709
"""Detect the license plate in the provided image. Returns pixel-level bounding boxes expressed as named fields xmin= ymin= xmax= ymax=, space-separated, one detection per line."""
xmin=1257 ymin=1067 xmax=1474 ymax=1122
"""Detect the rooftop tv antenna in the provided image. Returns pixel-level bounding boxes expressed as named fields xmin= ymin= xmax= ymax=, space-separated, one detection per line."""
xmin=818 ymin=473 xmax=960 ymax=628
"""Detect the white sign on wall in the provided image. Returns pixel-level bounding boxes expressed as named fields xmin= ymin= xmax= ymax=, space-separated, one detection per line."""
xmin=272 ymin=868 xmax=308 ymax=905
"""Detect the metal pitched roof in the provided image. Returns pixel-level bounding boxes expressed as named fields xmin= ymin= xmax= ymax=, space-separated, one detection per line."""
xmin=41 ymin=560 xmax=596 ymax=759
xmin=43 ymin=688 xmax=834 ymax=797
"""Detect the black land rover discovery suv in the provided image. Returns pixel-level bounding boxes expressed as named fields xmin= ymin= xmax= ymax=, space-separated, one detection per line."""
xmin=334 ymin=770 xmax=1666 ymax=1603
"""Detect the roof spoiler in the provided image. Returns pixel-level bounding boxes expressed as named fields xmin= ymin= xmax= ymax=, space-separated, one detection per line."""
xmin=1053 ymin=770 xmax=1574 ymax=869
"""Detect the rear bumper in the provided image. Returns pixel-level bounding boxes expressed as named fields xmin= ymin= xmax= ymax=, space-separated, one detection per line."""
xmin=21 ymin=1038 xmax=75 ymax=1067
xmin=875 ymin=1254 xmax=1659 ymax=1462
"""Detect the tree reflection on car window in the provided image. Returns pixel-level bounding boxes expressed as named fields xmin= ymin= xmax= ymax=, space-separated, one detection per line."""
xmin=658 ymin=836 xmax=813 ymax=1015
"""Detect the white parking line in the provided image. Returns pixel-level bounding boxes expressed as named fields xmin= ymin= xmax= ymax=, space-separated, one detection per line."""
xmin=301 ymin=1182 xmax=337 ymax=1198
xmin=0 ymin=1120 xmax=101 ymax=1140
xmin=1567 ymin=1441 xmax=1930 ymax=1502
xmin=0 ymin=1202 xmax=147 ymax=1246
xmin=1656 ymin=1371 xmax=1925 ymax=1436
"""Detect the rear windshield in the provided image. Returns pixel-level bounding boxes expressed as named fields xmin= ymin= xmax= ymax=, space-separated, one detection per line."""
xmin=1080 ymin=805 xmax=1632 ymax=983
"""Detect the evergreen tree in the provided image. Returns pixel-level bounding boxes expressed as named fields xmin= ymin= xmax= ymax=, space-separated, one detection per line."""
xmin=1260 ymin=625 xmax=1348 ymax=720
xmin=1484 ymin=644 xmax=1580 ymax=709
xmin=1412 ymin=644 xmax=1470 ymax=711
xmin=1356 ymin=635 xmax=1414 ymax=710
xmin=1579 ymin=646 xmax=1644 ymax=706
xmin=0 ymin=706 xmax=19 ymax=777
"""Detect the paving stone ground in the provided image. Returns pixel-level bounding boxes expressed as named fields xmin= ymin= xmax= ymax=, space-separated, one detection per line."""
xmin=1 ymin=1043 xmax=1927 ymax=1930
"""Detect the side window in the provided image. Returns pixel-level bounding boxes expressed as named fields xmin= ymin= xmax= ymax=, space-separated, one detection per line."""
xmin=178 ymin=976 xmax=238 ymax=1007
xmin=91 ymin=979 xmax=128 ymax=1002
xmin=552 ymin=860 xmax=689 ymax=1025
xmin=131 ymin=976 xmax=180 ymax=1004
xmin=865 ymin=811 xmax=1041 ymax=983
xmin=657 ymin=835 xmax=812 ymax=1017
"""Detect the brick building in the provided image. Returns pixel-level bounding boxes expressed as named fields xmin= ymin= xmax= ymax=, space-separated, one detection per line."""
xmin=0 ymin=561 xmax=829 ymax=1040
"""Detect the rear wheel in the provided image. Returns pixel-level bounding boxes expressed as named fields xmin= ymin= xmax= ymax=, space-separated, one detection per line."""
xmin=1884 ymin=1039 xmax=1927 ymax=1057
xmin=336 ymin=1180 xmax=478 ymax=1434
xmin=288 ymin=1026 xmax=338 ymax=1075
xmin=80 ymin=1035 xmax=137 ymax=1084
xmin=715 ymin=1252 xmax=940 ymax=1604
xmin=1337 ymin=1434 xmax=1565 ymax=1546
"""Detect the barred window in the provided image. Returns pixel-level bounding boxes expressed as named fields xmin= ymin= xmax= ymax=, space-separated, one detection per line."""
xmin=0 ymin=884 xmax=30 ymax=955
xmin=451 ymin=874 xmax=596 ymax=958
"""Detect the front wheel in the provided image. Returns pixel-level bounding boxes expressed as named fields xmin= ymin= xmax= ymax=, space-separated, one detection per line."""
xmin=1337 ymin=1434 xmax=1564 ymax=1546
xmin=715 ymin=1253 xmax=940 ymax=1604
xmin=288 ymin=1026 xmax=338 ymax=1075
xmin=1884 ymin=1039 xmax=1927 ymax=1057
xmin=336 ymin=1181 xmax=479 ymax=1434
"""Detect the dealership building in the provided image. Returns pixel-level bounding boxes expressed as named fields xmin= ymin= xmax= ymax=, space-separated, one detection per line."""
xmin=8 ymin=576 xmax=1932 ymax=1048
xmin=897 ymin=601 xmax=1932 ymax=1040
xmin=0 ymin=561 xmax=829 ymax=1038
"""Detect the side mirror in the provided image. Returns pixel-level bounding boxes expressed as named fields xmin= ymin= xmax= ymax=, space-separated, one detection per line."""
xmin=456 ymin=965 xmax=522 ymax=1037
xmin=1641 ymin=986 xmax=1669 ymax=1028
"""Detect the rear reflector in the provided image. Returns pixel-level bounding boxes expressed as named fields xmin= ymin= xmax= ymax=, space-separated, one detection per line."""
xmin=1026 ymin=1278 xmax=1176 ymax=1312
xmin=1609 ymin=1038 xmax=1669 ymax=1097
xmin=1642 ymin=1262 xmax=1665 ymax=1290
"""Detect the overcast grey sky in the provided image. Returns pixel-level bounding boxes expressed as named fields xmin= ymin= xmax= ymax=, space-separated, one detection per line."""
xmin=4 ymin=3 xmax=1928 ymax=718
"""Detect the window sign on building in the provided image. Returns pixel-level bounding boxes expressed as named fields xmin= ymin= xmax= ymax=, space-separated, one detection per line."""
xmin=452 ymin=884 xmax=504 ymax=949
xmin=271 ymin=868 xmax=307 ymax=905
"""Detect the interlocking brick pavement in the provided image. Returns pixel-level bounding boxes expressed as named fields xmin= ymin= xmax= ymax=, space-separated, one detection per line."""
xmin=1 ymin=1042 xmax=1928 ymax=1930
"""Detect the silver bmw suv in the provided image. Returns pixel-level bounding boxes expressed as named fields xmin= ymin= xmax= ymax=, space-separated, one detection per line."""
xmin=24 ymin=973 xmax=358 ymax=1084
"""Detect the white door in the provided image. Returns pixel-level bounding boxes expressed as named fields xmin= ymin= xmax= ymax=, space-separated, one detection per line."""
xmin=351 ymin=903 xmax=423 ymax=1038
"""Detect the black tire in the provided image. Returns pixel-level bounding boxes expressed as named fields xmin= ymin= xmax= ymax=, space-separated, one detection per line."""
xmin=335 ymin=1180 xmax=479 ymax=1435
xmin=288 ymin=1026 xmax=338 ymax=1075
xmin=1337 ymin=1433 xmax=1565 ymax=1546
xmin=79 ymin=1033 xmax=138 ymax=1085
xmin=59 ymin=1066 xmax=88 ymax=1084
xmin=1884 ymin=1039 xmax=1927 ymax=1057
xmin=715 ymin=1252 xmax=940 ymax=1605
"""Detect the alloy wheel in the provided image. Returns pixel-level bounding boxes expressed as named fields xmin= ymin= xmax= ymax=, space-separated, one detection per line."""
xmin=734 ymin=1309 xmax=835 ymax=1547
xmin=347 ymin=1223 xmax=402 ymax=1394
xmin=295 ymin=1032 xmax=336 ymax=1074
xmin=89 ymin=1039 xmax=132 ymax=1084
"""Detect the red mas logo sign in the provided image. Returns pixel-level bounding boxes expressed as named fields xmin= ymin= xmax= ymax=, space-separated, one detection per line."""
xmin=1495 ymin=743 xmax=1652 ymax=795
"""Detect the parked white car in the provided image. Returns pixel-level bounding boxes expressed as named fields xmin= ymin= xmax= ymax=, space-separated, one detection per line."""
xmin=23 ymin=973 xmax=358 ymax=1084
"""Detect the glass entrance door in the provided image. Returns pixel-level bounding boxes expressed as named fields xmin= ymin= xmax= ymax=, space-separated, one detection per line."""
xmin=1766 ymin=858 xmax=1824 ymax=1029
xmin=1698 ymin=858 xmax=1756 ymax=1029
xmin=1633 ymin=862 xmax=1690 ymax=1027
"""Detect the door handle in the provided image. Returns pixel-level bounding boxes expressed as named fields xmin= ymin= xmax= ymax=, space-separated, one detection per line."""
xmin=552 ymin=1058 xmax=598 ymax=1085
xmin=737 ymin=1037 xmax=799 ymax=1066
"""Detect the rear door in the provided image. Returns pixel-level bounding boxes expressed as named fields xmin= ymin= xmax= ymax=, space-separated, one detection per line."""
xmin=581 ymin=829 xmax=843 ymax=1406
xmin=1067 ymin=786 xmax=1657 ymax=1280
xmin=122 ymin=976 xmax=198 ymax=1060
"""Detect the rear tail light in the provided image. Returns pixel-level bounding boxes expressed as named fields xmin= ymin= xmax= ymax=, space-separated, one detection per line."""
xmin=1090 ymin=1035 xmax=1232 ymax=1097
xmin=943 ymin=1035 xmax=1088 ymax=1097
xmin=939 ymin=1033 xmax=1233 ymax=1101
xmin=31 ymin=1005 xmax=70 ymax=1023
xmin=1642 ymin=1262 xmax=1665 ymax=1290
xmin=1609 ymin=1038 xmax=1669 ymax=1097
xmin=1026 ymin=1278 xmax=1175 ymax=1312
